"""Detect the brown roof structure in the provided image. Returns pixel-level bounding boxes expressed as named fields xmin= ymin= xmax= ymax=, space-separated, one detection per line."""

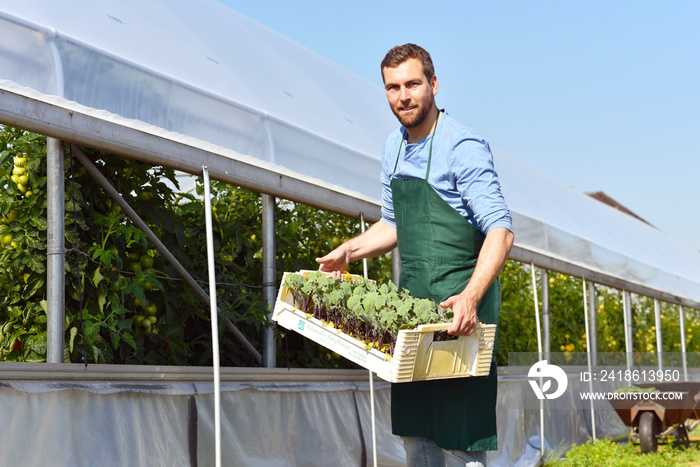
xmin=585 ymin=191 xmax=653 ymax=226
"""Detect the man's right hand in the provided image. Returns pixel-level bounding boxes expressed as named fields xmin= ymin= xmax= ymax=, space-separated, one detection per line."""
xmin=315 ymin=246 xmax=350 ymax=273
xmin=314 ymin=219 xmax=397 ymax=274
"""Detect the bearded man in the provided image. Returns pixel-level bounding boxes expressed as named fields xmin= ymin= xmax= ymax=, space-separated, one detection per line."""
xmin=317 ymin=43 xmax=513 ymax=466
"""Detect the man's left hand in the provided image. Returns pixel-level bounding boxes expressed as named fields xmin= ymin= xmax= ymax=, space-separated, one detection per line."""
xmin=440 ymin=292 xmax=478 ymax=336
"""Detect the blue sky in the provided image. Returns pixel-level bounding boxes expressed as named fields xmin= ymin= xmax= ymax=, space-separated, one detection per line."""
xmin=218 ymin=0 xmax=700 ymax=251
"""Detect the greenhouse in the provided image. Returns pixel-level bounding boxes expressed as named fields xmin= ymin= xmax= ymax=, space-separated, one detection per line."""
xmin=1 ymin=0 xmax=699 ymax=465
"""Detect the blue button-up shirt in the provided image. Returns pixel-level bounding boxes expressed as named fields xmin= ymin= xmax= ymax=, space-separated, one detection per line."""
xmin=381 ymin=112 xmax=512 ymax=235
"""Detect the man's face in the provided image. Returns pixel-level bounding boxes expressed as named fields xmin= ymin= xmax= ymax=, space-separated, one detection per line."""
xmin=382 ymin=58 xmax=438 ymax=129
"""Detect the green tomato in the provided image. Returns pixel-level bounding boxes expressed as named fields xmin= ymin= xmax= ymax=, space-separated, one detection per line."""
xmin=140 ymin=254 xmax=154 ymax=268
xmin=129 ymin=262 xmax=142 ymax=273
xmin=145 ymin=303 xmax=157 ymax=316
xmin=127 ymin=251 xmax=140 ymax=262
xmin=0 ymin=233 xmax=12 ymax=246
xmin=133 ymin=315 xmax=145 ymax=327
xmin=138 ymin=191 xmax=153 ymax=201
xmin=17 ymin=174 xmax=29 ymax=185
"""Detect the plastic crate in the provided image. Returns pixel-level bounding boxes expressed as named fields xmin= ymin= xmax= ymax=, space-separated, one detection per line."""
xmin=272 ymin=271 xmax=496 ymax=383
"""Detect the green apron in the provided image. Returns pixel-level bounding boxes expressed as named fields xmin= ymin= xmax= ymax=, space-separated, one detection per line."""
xmin=390 ymin=113 xmax=500 ymax=451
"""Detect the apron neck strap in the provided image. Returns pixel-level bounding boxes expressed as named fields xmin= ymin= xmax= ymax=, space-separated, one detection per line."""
xmin=392 ymin=110 xmax=442 ymax=180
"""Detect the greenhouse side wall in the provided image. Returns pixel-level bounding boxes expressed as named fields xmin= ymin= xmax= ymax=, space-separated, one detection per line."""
xmin=4 ymin=364 xmax=692 ymax=466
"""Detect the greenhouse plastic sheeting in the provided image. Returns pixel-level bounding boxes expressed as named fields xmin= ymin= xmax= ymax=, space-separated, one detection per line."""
xmin=0 ymin=368 xmax=642 ymax=467
xmin=0 ymin=379 xmax=406 ymax=467
xmin=0 ymin=0 xmax=395 ymax=199
xmin=1 ymin=0 xmax=700 ymax=304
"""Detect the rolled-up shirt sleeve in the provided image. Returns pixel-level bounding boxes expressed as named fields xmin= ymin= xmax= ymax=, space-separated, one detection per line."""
xmin=381 ymin=168 xmax=396 ymax=228
xmin=381 ymin=132 xmax=401 ymax=228
xmin=451 ymin=138 xmax=512 ymax=235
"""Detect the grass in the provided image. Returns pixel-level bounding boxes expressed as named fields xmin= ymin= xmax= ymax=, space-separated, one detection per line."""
xmin=544 ymin=424 xmax=700 ymax=467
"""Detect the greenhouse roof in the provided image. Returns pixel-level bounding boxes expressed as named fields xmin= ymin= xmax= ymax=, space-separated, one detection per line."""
xmin=1 ymin=0 xmax=699 ymax=307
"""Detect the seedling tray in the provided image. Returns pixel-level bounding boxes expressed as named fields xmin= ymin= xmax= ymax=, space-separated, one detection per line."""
xmin=272 ymin=271 xmax=496 ymax=383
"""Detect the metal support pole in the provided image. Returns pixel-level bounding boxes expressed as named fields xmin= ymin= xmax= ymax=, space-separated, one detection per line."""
xmin=202 ymin=166 xmax=221 ymax=467
xmin=530 ymin=262 xmax=544 ymax=457
xmin=582 ymin=277 xmax=596 ymax=440
xmin=360 ymin=213 xmax=378 ymax=467
xmin=588 ymin=282 xmax=597 ymax=366
xmin=46 ymin=138 xmax=65 ymax=364
xmin=71 ymin=144 xmax=262 ymax=364
xmin=623 ymin=291 xmax=633 ymax=371
xmin=262 ymin=194 xmax=277 ymax=368
xmin=541 ymin=268 xmax=550 ymax=361
xmin=679 ymin=306 xmax=688 ymax=381
xmin=654 ymin=299 xmax=663 ymax=370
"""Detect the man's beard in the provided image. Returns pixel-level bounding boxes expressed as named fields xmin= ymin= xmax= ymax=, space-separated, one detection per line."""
xmin=392 ymin=96 xmax=434 ymax=128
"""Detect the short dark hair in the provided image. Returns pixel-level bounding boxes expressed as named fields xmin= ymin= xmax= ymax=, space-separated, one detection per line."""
xmin=380 ymin=43 xmax=435 ymax=83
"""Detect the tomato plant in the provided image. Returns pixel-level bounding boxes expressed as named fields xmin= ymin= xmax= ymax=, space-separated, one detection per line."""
xmin=0 ymin=125 xmax=390 ymax=367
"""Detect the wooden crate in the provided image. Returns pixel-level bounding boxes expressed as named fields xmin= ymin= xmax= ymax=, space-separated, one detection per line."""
xmin=272 ymin=271 xmax=496 ymax=383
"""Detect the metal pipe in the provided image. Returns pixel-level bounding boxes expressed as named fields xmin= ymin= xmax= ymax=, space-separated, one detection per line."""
xmin=588 ymin=282 xmax=597 ymax=366
xmin=262 ymin=194 xmax=276 ymax=368
xmin=541 ymin=268 xmax=550 ymax=361
xmin=202 ymin=166 xmax=222 ymax=467
xmin=679 ymin=306 xmax=688 ymax=381
xmin=360 ymin=212 xmax=378 ymax=467
xmin=623 ymin=291 xmax=633 ymax=370
xmin=654 ymin=298 xmax=663 ymax=370
xmin=70 ymin=144 xmax=262 ymax=365
xmin=582 ymin=277 xmax=596 ymax=440
xmin=46 ymin=137 xmax=65 ymax=363
xmin=509 ymin=244 xmax=700 ymax=310
xmin=529 ymin=262 xmax=544 ymax=457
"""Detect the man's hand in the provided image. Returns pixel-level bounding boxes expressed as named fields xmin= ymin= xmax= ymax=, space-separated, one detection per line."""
xmin=440 ymin=292 xmax=478 ymax=336
xmin=315 ymin=246 xmax=350 ymax=274
xmin=441 ymin=227 xmax=513 ymax=336
xmin=315 ymin=220 xmax=397 ymax=274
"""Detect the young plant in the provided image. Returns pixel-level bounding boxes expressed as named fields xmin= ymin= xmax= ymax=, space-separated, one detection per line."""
xmin=285 ymin=271 xmax=452 ymax=355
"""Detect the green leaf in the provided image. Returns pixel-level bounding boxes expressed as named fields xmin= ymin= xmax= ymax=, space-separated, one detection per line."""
xmin=110 ymin=329 xmax=120 ymax=350
xmin=93 ymin=267 xmax=105 ymax=287
xmin=24 ymin=253 xmax=46 ymax=274
xmin=97 ymin=293 xmax=107 ymax=313
xmin=69 ymin=327 xmax=78 ymax=352
xmin=122 ymin=332 xmax=137 ymax=351
xmin=22 ymin=331 xmax=47 ymax=362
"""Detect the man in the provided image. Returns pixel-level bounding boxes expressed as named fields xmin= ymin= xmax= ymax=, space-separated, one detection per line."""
xmin=316 ymin=44 xmax=513 ymax=466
